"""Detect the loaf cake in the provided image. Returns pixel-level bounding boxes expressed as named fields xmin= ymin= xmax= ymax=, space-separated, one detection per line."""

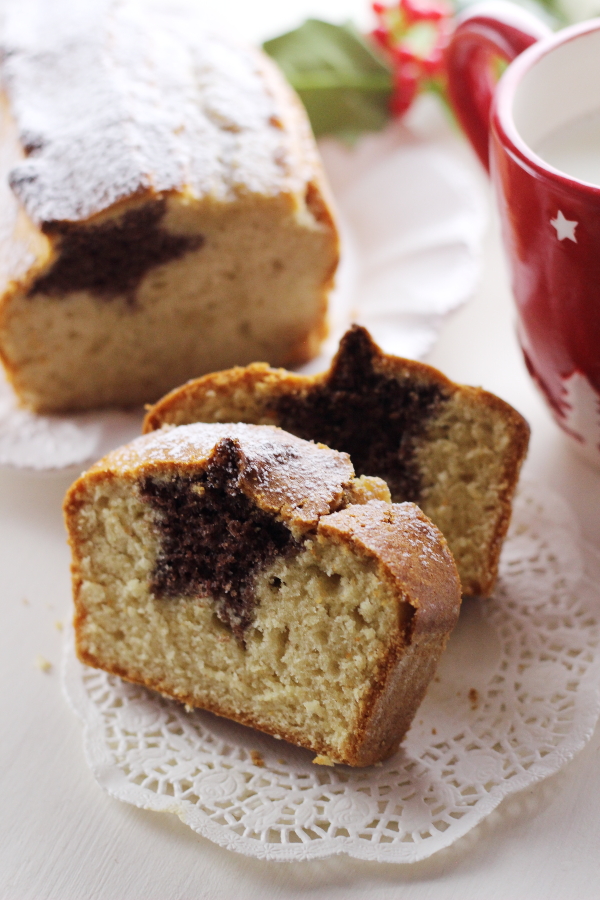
xmin=65 ymin=422 xmax=461 ymax=767
xmin=0 ymin=0 xmax=338 ymax=413
xmin=144 ymin=326 xmax=530 ymax=596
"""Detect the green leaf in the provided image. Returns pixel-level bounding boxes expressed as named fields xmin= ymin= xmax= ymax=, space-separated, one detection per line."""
xmin=263 ymin=19 xmax=394 ymax=140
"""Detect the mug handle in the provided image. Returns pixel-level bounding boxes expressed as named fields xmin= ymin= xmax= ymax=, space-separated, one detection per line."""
xmin=445 ymin=1 xmax=551 ymax=171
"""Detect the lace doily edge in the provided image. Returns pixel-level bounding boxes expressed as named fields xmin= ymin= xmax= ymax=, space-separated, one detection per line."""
xmin=61 ymin=614 xmax=600 ymax=864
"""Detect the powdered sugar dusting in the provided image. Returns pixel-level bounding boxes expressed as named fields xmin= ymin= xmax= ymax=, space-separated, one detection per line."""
xmin=91 ymin=422 xmax=356 ymax=528
xmin=1 ymin=0 xmax=294 ymax=225
xmin=101 ymin=421 xmax=335 ymax=465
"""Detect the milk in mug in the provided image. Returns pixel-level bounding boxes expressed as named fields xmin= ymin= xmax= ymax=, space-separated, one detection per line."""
xmin=535 ymin=109 xmax=600 ymax=187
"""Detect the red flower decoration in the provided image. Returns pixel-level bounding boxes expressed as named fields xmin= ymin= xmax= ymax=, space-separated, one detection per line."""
xmin=371 ymin=0 xmax=454 ymax=115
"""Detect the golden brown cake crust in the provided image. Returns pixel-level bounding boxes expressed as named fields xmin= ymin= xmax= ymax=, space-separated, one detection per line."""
xmin=143 ymin=326 xmax=530 ymax=597
xmin=320 ymin=501 xmax=461 ymax=638
xmin=316 ymin=500 xmax=460 ymax=765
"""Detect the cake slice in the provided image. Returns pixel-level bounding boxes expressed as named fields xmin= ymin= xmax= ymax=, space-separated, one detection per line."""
xmin=143 ymin=326 xmax=530 ymax=597
xmin=0 ymin=0 xmax=338 ymax=412
xmin=64 ymin=422 xmax=461 ymax=767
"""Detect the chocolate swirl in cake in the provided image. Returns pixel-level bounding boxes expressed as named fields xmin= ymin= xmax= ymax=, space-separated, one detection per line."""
xmin=273 ymin=326 xmax=449 ymax=503
xmin=128 ymin=423 xmax=356 ymax=643
xmin=140 ymin=438 xmax=300 ymax=644
xmin=29 ymin=200 xmax=204 ymax=304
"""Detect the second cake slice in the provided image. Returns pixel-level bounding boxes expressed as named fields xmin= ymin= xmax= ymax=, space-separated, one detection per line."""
xmin=144 ymin=326 xmax=530 ymax=596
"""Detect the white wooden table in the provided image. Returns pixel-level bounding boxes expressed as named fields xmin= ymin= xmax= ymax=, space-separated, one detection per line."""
xmin=2 ymin=2 xmax=600 ymax=897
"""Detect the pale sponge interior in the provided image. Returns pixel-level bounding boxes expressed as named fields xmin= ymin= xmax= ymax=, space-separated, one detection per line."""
xmin=74 ymin=478 xmax=402 ymax=760
xmin=2 ymin=191 xmax=334 ymax=412
xmin=416 ymin=393 xmax=518 ymax=595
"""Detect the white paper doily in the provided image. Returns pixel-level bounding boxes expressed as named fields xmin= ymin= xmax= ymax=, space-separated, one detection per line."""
xmin=63 ymin=480 xmax=600 ymax=863
xmin=0 ymin=384 xmax=144 ymax=471
xmin=0 ymin=112 xmax=486 ymax=470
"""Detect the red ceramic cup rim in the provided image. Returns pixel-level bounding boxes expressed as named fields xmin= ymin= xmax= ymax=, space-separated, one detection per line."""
xmin=491 ymin=17 xmax=600 ymax=197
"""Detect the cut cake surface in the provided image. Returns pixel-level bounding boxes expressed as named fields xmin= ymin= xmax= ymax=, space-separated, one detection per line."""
xmin=65 ymin=422 xmax=461 ymax=766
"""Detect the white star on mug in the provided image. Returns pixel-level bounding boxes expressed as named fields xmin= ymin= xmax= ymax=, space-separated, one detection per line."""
xmin=550 ymin=210 xmax=578 ymax=242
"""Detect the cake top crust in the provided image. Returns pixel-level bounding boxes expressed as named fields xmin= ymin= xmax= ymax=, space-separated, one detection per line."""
xmin=318 ymin=500 xmax=461 ymax=636
xmin=144 ymin=325 xmax=456 ymax=502
xmin=0 ymin=0 xmax=311 ymax=224
xmin=85 ymin=422 xmax=357 ymax=531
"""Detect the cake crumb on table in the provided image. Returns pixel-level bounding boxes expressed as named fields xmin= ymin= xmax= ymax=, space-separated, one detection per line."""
xmin=250 ymin=751 xmax=265 ymax=767
xmin=35 ymin=655 xmax=52 ymax=673
xmin=313 ymin=755 xmax=335 ymax=767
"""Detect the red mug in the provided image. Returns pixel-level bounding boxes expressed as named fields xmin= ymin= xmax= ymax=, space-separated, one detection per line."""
xmin=445 ymin=6 xmax=600 ymax=467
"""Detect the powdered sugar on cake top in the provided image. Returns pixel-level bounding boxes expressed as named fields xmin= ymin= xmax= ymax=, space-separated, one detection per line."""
xmin=0 ymin=0 xmax=301 ymax=224
xmin=92 ymin=422 xmax=358 ymax=530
